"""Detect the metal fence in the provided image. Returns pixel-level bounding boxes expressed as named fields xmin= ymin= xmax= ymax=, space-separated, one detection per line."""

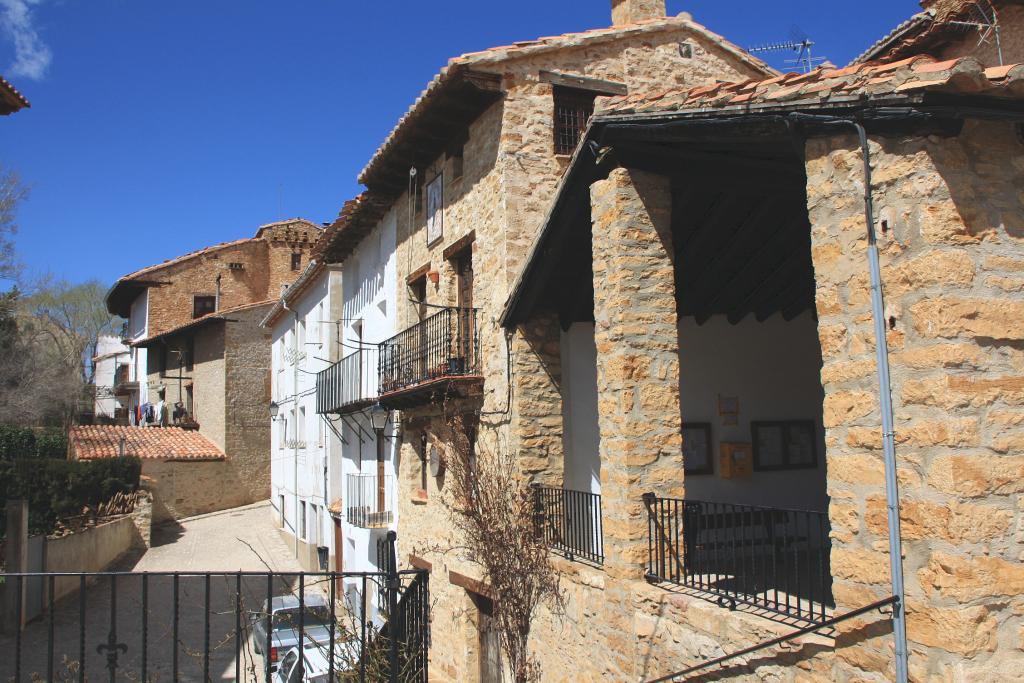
xmin=532 ymin=485 xmax=604 ymax=565
xmin=0 ymin=565 xmax=428 ymax=682
xmin=346 ymin=474 xmax=395 ymax=529
xmin=644 ymin=494 xmax=833 ymax=624
xmin=378 ymin=307 xmax=479 ymax=394
xmin=317 ymin=348 xmax=379 ymax=415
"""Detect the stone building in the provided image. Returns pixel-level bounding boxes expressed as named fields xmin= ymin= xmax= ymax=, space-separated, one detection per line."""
xmin=497 ymin=4 xmax=1024 ymax=681
xmin=102 ymin=218 xmax=321 ymax=519
xmin=309 ymin=0 xmax=780 ymax=679
xmin=69 ymin=425 xmax=229 ymax=523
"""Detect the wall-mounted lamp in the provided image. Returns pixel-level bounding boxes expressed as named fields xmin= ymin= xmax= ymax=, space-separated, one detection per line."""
xmin=269 ymin=401 xmax=280 ymax=421
xmin=369 ymin=402 xmax=389 ymax=431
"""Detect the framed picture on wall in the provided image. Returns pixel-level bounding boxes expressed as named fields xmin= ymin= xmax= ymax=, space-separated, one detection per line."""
xmin=682 ymin=423 xmax=713 ymax=475
xmin=751 ymin=420 xmax=817 ymax=471
xmin=426 ymin=173 xmax=444 ymax=246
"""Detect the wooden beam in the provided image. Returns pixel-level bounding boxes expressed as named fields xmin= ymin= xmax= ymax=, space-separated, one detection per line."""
xmin=539 ymin=70 xmax=628 ymax=95
xmin=463 ymin=69 xmax=503 ymax=92
xmin=442 ymin=230 xmax=476 ymax=261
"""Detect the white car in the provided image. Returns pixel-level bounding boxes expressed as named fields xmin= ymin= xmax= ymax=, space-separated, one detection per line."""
xmin=275 ymin=639 xmax=360 ymax=683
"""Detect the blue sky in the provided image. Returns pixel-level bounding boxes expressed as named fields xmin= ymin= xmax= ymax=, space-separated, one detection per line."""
xmin=2 ymin=0 xmax=920 ymax=287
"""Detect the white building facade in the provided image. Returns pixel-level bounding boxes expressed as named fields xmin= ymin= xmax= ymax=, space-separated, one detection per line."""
xmin=265 ymin=209 xmax=399 ymax=625
xmin=92 ymin=334 xmax=130 ymax=421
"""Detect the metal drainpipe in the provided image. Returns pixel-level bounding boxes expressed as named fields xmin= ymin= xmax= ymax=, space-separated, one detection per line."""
xmin=830 ymin=119 xmax=910 ymax=682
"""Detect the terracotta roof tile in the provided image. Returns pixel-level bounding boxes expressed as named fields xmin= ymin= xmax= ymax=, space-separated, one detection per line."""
xmin=596 ymin=55 xmax=1024 ymax=118
xmin=0 ymin=75 xmax=30 ymax=112
xmin=70 ymin=426 xmax=225 ymax=461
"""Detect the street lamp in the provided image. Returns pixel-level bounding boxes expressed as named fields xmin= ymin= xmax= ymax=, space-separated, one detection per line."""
xmin=369 ymin=403 xmax=389 ymax=431
xmin=269 ymin=401 xmax=280 ymax=421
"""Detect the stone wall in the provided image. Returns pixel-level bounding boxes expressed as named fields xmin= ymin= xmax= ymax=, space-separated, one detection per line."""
xmin=387 ymin=25 xmax=774 ymax=682
xmin=223 ymin=304 xmax=273 ymax=506
xmin=141 ymin=219 xmax=319 ymax=338
xmin=804 ymin=119 xmax=1024 ymax=681
xmin=143 ymin=459 xmax=251 ymax=523
xmin=45 ymin=516 xmax=143 ymax=603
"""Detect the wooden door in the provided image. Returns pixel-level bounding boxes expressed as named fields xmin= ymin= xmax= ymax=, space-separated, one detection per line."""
xmin=376 ymin=430 xmax=386 ymax=515
xmin=411 ymin=277 xmax=428 ymax=383
xmin=333 ymin=516 xmax=343 ymax=596
xmin=455 ymin=251 xmax=474 ymax=370
xmin=476 ymin=595 xmax=501 ymax=682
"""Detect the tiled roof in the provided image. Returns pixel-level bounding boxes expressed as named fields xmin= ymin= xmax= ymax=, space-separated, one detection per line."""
xmin=855 ymin=0 xmax=1011 ymax=65
xmin=851 ymin=11 xmax=934 ymax=65
xmin=357 ymin=14 xmax=774 ymax=186
xmin=312 ymin=192 xmax=393 ymax=265
xmin=70 ymin=425 xmax=225 ymax=461
xmin=597 ymin=55 xmax=1024 ymax=117
xmin=0 ymin=75 xmax=30 ymax=114
xmin=132 ymin=299 xmax=274 ymax=347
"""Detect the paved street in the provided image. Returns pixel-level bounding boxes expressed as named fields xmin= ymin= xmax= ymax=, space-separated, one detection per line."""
xmin=0 ymin=501 xmax=322 ymax=682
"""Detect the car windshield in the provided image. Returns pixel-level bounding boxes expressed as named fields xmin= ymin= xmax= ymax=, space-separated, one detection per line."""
xmin=273 ymin=606 xmax=332 ymax=630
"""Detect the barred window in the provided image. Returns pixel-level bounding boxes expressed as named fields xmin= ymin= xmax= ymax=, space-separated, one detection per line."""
xmin=553 ymin=86 xmax=596 ymax=156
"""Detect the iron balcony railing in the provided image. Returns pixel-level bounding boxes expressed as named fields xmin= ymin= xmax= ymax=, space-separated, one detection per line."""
xmin=317 ymin=348 xmax=379 ymax=414
xmin=532 ymin=484 xmax=604 ymax=564
xmin=378 ymin=307 xmax=479 ymax=395
xmin=0 ymin=567 xmax=428 ymax=682
xmin=644 ymin=494 xmax=833 ymax=624
xmin=347 ymin=474 xmax=395 ymax=529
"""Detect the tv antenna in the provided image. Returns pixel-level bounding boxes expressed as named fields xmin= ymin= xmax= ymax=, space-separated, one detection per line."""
xmin=947 ymin=0 xmax=1003 ymax=65
xmin=749 ymin=27 xmax=827 ymax=74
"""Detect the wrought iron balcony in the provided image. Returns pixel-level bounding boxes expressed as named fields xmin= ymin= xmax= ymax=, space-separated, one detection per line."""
xmin=113 ymin=364 xmax=137 ymax=395
xmin=378 ymin=307 xmax=480 ymax=407
xmin=644 ymin=495 xmax=833 ymax=624
xmin=317 ymin=348 xmax=378 ymax=415
xmin=346 ymin=474 xmax=394 ymax=529
xmin=532 ymin=485 xmax=604 ymax=564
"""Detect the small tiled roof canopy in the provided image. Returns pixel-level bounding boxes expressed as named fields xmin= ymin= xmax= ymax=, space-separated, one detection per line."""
xmin=70 ymin=425 xmax=225 ymax=461
xmin=501 ymin=53 xmax=1024 ymax=329
xmin=131 ymin=299 xmax=274 ymax=348
xmin=0 ymin=75 xmax=30 ymax=115
xmin=596 ymin=55 xmax=1024 ymax=117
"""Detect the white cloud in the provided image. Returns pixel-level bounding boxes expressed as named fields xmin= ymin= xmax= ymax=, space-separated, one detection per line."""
xmin=0 ymin=0 xmax=51 ymax=80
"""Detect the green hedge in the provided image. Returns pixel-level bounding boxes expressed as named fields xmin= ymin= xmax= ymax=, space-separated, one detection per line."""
xmin=0 ymin=456 xmax=141 ymax=535
xmin=0 ymin=425 xmax=68 ymax=460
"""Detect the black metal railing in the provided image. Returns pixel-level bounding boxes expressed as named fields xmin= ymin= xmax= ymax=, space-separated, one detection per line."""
xmin=0 ymin=566 xmax=428 ymax=682
xmin=378 ymin=307 xmax=479 ymax=395
xmin=347 ymin=474 xmax=395 ymax=529
xmin=644 ymin=494 xmax=833 ymax=624
xmin=532 ymin=484 xmax=604 ymax=564
xmin=317 ymin=348 xmax=378 ymax=414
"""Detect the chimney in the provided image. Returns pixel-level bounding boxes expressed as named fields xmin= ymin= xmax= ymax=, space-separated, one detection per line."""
xmin=611 ymin=0 xmax=667 ymax=26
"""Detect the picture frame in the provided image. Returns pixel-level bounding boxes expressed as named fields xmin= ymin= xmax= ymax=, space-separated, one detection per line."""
xmin=682 ymin=422 xmax=713 ymax=475
xmin=751 ymin=420 xmax=817 ymax=471
xmin=426 ymin=173 xmax=443 ymax=246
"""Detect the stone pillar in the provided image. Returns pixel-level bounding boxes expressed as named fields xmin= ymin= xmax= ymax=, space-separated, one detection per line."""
xmin=2 ymin=499 xmax=28 ymax=634
xmin=511 ymin=313 xmax=564 ymax=484
xmin=590 ymin=167 xmax=683 ymax=580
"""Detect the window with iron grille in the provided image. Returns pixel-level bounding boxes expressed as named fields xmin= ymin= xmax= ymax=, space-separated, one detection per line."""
xmin=553 ymin=86 xmax=596 ymax=156
xmin=193 ymin=295 xmax=216 ymax=319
